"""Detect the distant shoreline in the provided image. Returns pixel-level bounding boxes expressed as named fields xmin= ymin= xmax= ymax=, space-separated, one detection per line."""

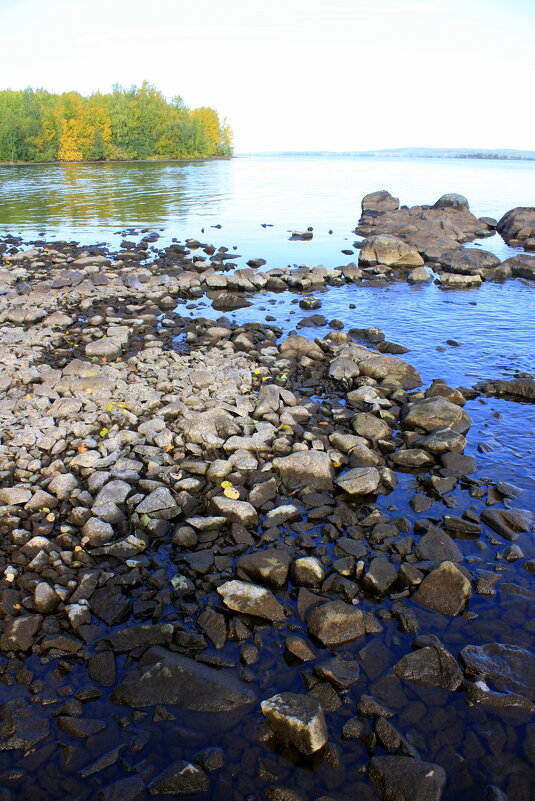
xmin=237 ymin=150 xmax=535 ymax=162
xmin=0 ymin=155 xmax=233 ymax=167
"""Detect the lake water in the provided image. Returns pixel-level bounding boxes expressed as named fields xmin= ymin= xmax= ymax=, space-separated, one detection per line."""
xmin=1 ymin=155 xmax=535 ymax=265
xmin=0 ymin=156 xmax=534 ymax=801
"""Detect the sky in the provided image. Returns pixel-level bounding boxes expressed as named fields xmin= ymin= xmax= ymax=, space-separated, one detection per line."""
xmin=1 ymin=0 xmax=534 ymax=153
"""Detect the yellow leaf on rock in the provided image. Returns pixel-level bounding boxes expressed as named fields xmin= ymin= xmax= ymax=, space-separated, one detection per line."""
xmin=221 ymin=481 xmax=233 ymax=489
xmin=223 ymin=487 xmax=240 ymax=500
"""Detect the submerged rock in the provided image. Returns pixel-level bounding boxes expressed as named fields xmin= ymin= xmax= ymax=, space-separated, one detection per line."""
xmin=148 ymin=761 xmax=209 ymax=796
xmin=111 ymin=647 xmax=256 ymax=711
xmin=481 ymin=508 xmax=533 ymax=541
xmin=459 ymin=642 xmax=535 ymax=700
xmin=261 ymin=692 xmax=327 ymax=754
xmin=368 ymin=755 xmax=446 ymax=801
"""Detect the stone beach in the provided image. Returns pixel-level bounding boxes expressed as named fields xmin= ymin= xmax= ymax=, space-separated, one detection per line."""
xmin=0 ymin=191 xmax=533 ymax=801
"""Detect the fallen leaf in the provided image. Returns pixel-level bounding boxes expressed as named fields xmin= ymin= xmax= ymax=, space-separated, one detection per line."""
xmin=221 ymin=480 xmax=233 ymax=489
xmin=223 ymin=487 xmax=240 ymax=500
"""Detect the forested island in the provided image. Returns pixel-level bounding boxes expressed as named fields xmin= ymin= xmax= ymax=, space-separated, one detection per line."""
xmin=0 ymin=82 xmax=233 ymax=163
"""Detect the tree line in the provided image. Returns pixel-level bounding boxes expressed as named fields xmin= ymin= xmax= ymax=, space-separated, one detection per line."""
xmin=0 ymin=82 xmax=233 ymax=163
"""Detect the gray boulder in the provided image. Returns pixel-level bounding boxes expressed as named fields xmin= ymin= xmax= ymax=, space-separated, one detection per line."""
xmin=273 ymin=450 xmax=334 ymax=492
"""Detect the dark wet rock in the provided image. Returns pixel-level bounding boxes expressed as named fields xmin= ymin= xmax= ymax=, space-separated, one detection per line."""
xmin=261 ymin=692 xmax=328 ymax=754
xmin=291 ymin=556 xmax=325 ymax=586
xmin=392 ymin=645 xmax=463 ymax=691
xmin=368 ymin=755 xmax=446 ymax=801
xmin=481 ymin=508 xmax=532 ymax=541
xmin=307 ymin=600 xmax=381 ymax=647
xmin=273 ymin=450 xmax=334 ymax=491
xmin=285 ymin=635 xmax=317 ymax=663
xmin=502 ymin=253 xmax=535 ymax=280
xmin=112 ymin=646 xmax=256 ymax=711
xmin=484 ymin=787 xmax=509 ymax=801
xmin=459 ymin=643 xmax=535 ymax=700
xmin=443 ymin=514 xmax=481 ymax=536
xmin=0 ymin=700 xmax=49 ymax=751
xmin=88 ymin=651 xmax=116 ymax=687
xmin=475 ymin=376 xmax=535 ymax=400
xmin=265 ymin=786 xmax=305 ymax=801
xmin=79 ymin=744 xmax=125 ymax=779
xmin=357 ymin=694 xmax=393 ymax=718
xmin=496 ymin=206 xmax=535 ymax=244
xmin=148 ymin=760 xmax=209 ymax=795
xmin=464 ymin=682 xmax=535 ymax=713
xmin=359 ymin=234 xmax=424 ymax=268
xmin=217 ymin=580 xmax=286 ymax=621
xmin=57 ymin=717 xmax=106 ymax=738
xmin=0 ymin=615 xmax=41 ymax=652
xmin=237 ymin=549 xmax=291 ymax=588
xmin=363 ymin=558 xmax=398 ymax=596
xmin=313 ymin=656 xmax=360 ymax=688
xmin=418 ymin=427 xmax=466 ymax=455
xmin=198 ymin=608 xmax=227 ymax=649
xmin=335 ymin=467 xmax=380 ymax=495
xmin=96 ymin=623 xmax=174 ymax=653
xmin=415 ymin=528 xmax=462 ymax=562
xmin=374 ymin=718 xmax=419 ymax=758
xmin=96 ymin=776 xmax=145 ymax=801
xmin=413 ymin=561 xmax=471 ymax=616
xmin=342 ymin=717 xmax=366 ymax=739
xmin=440 ymin=451 xmax=476 ymax=477
xmin=194 ymin=746 xmax=225 ymax=773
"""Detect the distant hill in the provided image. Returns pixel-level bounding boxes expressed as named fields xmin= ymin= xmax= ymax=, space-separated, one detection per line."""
xmin=239 ymin=148 xmax=535 ymax=161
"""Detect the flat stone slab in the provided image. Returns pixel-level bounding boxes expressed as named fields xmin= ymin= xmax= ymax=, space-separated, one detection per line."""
xmin=111 ymin=647 xmax=256 ymax=712
xmin=217 ymin=579 xmax=286 ymax=622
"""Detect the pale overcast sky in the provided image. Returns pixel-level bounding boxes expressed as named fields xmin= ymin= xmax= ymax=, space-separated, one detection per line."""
xmin=1 ymin=0 xmax=533 ymax=152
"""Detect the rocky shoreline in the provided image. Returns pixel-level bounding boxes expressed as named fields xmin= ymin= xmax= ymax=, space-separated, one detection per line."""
xmin=0 ymin=192 xmax=533 ymax=801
